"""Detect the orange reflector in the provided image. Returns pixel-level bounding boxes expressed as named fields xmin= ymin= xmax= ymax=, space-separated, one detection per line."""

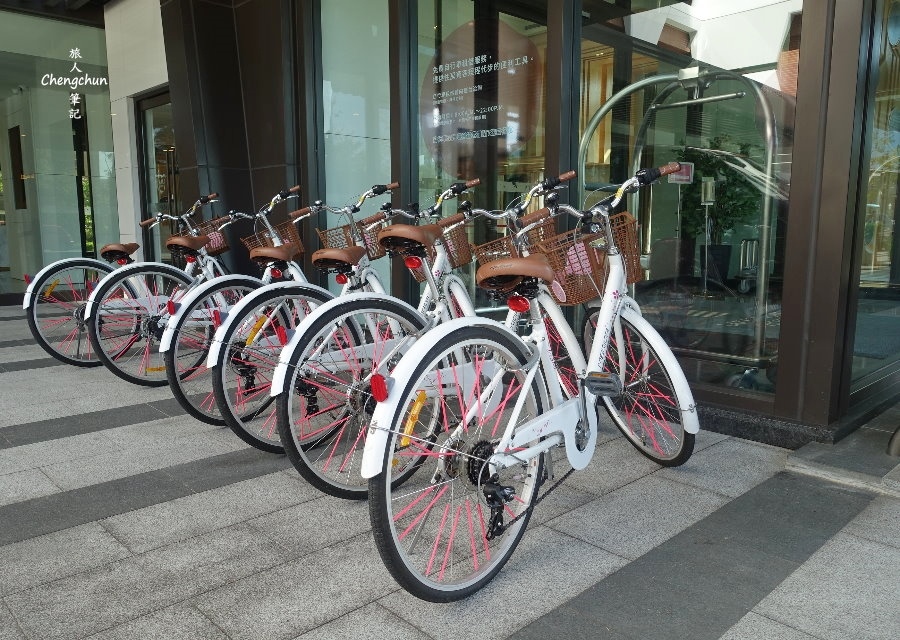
xmin=271 ymin=268 xmax=283 ymax=279
xmin=166 ymin=300 xmax=177 ymax=316
xmin=335 ymin=273 xmax=348 ymax=285
xmin=370 ymin=374 xmax=390 ymax=402
xmin=507 ymin=295 xmax=530 ymax=312
xmin=404 ymin=256 xmax=423 ymax=270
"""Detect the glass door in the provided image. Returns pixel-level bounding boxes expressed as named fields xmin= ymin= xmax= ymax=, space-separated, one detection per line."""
xmin=578 ymin=2 xmax=802 ymax=395
xmin=851 ymin=0 xmax=900 ymax=382
xmin=136 ymin=92 xmax=179 ymax=264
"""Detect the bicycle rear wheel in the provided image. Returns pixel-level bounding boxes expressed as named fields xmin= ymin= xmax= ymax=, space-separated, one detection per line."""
xmin=601 ymin=313 xmax=695 ymax=466
xmin=87 ymin=265 xmax=192 ymax=386
xmin=276 ymin=297 xmax=426 ymax=499
xmin=210 ymin=285 xmax=333 ymax=453
xmin=26 ymin=259 xmax=113 ymax=367
xmin=369 ymin=324 xmax=544 ymax=602
xmin=164 ymin=279 xmax=258 ymax=424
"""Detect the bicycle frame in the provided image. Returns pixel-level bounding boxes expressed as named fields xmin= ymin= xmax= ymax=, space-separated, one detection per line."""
xmin=360 ymin=235 xmax=700 ymax=479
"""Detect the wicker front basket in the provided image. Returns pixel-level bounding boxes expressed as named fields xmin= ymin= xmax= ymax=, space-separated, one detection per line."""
xmin=178 ymin=216 xmax=232 ymax=256
xmin=317 ymin=213 xmax=387 ymax=261
xmin=240 ymin=219 xmax=305 ymax=257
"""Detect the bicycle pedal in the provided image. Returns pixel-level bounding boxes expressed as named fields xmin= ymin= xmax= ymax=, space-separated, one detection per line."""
xmin=583 ymin=371 xmax=622 ymax=396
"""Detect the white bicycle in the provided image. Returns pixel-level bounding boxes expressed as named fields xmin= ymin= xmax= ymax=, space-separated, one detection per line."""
xmin=268 ymin=179 xmax=510 ymax=498
xmin=360 ymin=163 xmax=700 ymax=601
xmin=204 ymin=182 xmax=405 ymax=453
xmin=83 ymin=193 xmax=232 ymax=386
xmin=159 ymin=186 xmax=310 ymax=424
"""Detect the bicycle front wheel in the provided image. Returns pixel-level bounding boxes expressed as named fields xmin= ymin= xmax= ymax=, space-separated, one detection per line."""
xmin=210 ymin=285 xmax=333 ymax=453
xmin=164 ymin=279 xmax=259 ymax=424
xmin=26 ymin=259 xmax=114 ymax=367
xmin=276 ymin=297 xmax=427 ymax=499
xmin=87 ymin=265 xmax=192 ymax=386
xmin=602 ymin=313 xmax=695 ymax=466
xmin=369 ymin=325 xmax=545 ymax=602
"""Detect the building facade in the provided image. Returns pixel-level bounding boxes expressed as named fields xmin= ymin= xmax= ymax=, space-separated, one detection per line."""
xmin=0 ymin=0 xmax=898 ymax=447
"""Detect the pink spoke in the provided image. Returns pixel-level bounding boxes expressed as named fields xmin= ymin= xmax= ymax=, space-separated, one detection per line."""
xmin=337 ymin=421 xmax=367 ymax=473
xmin=321 ymin=420 xmax=349 ymax=472
xmin=393 ymin=484 xmax=438 ymax=524
xmin=200 ymin=392 xmax=217 ymax=411
xmin=488 ymin=378 xmax=521 ymax=438
xmin=466 ymin=499 xmax=479 ymax=571
xmin=397 ymin=485 xmax=448 ymax=541
xmin=426 ymin=503 xmax=451 ymax=578
xmin=260 ymin=410 xmax=279 ymax=439
xmin=299 ymin=411 xmax=349 ymax=441
xmin=437 ymin=505 xmax=463 ymax=580
xmin=112 ymin=334 xmax=140 ymax=361
xmin=476 ymin=503 xmax=491 ymax=560
xmin=40 ymin=315 xmax=74 ymax=331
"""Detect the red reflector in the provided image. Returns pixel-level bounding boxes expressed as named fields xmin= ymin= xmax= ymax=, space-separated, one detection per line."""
xmin=185 ymin=255 xmax=196 ymax=263
xmin=335 ymin=273 xmax=349 ymax=285
xmin=370 ymin=374 xmax=390 ymax=402
xmin=276 ymin=324 xmax=287 ymax=346
xmin=271 ymin=268 xmax=283 ymax=279
xmin=404 ymin=256 xmax=423 ymax=270
xmin=166 ymin=300 xmax=177 ymax=316
xmin=507 ymin=295 xmax=530 ymax=312
xmin=212 ymin=309 xmax=222 ymax=327
xmin=116 ymin=258 xmax=128 ymax=265
xmin=24 ymin=274 xmax=31 ymax=284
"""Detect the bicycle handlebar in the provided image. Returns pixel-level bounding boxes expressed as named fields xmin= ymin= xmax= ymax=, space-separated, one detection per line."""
xmin=139 ymin=192 xmax=220 ymax=229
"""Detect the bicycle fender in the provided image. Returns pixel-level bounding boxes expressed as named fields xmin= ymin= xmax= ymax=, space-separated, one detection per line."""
xmin=269 ymin=292 xmax=424 ymax=397
xmin=22 ymin=257 xmax=112 ymax=309
xmin=159 ymin=274 xmax=262 ymax=353
xmin=360 ymin=316 xmax=516 ymax=479
xmin=620 ymin=306 xmax=700 ymax=434
xmin=83 ymin=262 xmax=189 ymax=320
xmin=205 ymin=281 xmax=335 ymax=368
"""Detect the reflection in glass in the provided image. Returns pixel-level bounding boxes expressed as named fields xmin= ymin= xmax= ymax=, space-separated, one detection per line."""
xmin=852 ymin=0 xmax=900 ymax=382
xmin=579 ymin=2 xmax=801 ymax=395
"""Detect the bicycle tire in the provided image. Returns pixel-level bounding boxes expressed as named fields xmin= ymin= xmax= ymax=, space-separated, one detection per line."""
xmin=210 ymin=284 xmax=334 ymax=453
xmin=164 ymin=278 xmax=260 ymax=425
xmin=276 ymin=296 xmax=427 ymax=499
xmin=368 ymin=324 xmax=545 ymax=602
xmin=25 ymin=259 xmax=114 ymax=367
xmin=87 ymin=264 xmax=192 ymax=386
xmin=601 ymin=312 xmax=695 ymax=466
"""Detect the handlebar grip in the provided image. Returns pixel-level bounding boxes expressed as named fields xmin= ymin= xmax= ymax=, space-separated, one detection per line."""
xmin=636 ymin=162 xmax=681 ymax=186
xmin=519 ymin=207 xmax=552 ymax=227
xmin=139 ymin=217 xmax=158 ymax=228
xmin=658 ymin=162 xmax=681 ymax=177
xmin=371 ymin=182 xmax=399 ymax=196
xmin=541 ymin=170 xmax=577 ymax=191
xmin=361 ymin=211 xmax=388 ymax=226
xmin=450 ymin=179 xmax=479 ymax=195
xmin=289 ymin=207 xmax=312 ymax=219
xmin=438 ymin=212 xmax=466 ymax=228
xmin=199 ymin=192 xmax=219 ymax=204
xmin=464 ymin=178 xmax=480 ymax=188
xmin=288 ymin=185 xmax=301 ymax=194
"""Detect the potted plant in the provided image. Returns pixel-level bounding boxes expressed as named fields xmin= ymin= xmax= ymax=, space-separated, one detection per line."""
xmin=676 ymin=136 xmax=762 ymax=280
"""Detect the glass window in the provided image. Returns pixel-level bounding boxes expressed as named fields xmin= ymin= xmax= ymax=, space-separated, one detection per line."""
xmin=0 ymin=10 xmax=116 ymax=294
xmin=579 ymin=1 xmax=801 ymax=394
xmin=417 ymin=0 xmax=547 ymax=308
xmin=321 ymin=0 xmax=391 ymax=293
xmin=852 ymin=0 xmax=900 ymax=382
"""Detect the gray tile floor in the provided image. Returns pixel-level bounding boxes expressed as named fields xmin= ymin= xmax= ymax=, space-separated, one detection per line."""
xmin=1 ymin=305 xmax=898 ymax=640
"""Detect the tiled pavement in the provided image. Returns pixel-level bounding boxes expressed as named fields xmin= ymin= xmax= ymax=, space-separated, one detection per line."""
xmin=1 ymin=305 xmax=898 ymax=639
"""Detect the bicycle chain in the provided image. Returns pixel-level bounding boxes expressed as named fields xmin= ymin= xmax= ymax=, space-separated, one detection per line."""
xmin=492 ymin=464 xmax=576 ymax=537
